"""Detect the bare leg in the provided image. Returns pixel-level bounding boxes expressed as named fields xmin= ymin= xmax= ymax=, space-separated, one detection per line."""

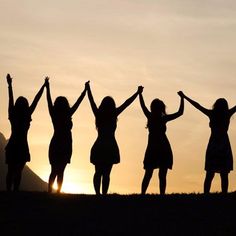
xmin=220 ymin=172 xmax=229 ymax=194
xmin=204 ymin=171 xmax=215 ymax=194
xmin=94 ymin=165 xmax=102 ymax=195
xmin=13 ymin=163 xmax=25 ymax=192
xmin=141 ymin=169 xmax=153 ymax=194
xmin=57 ymin=163 xmax=67 ymax=193
xmin=159 ymin=168 xmax=168 ymax=195
xmin=102 ymin=165 xmax=113 ymax=195
xmin=6 ymin=164 xmax=14 ymax=192
xmin=48 ymin=165 xmax=57 ymax=193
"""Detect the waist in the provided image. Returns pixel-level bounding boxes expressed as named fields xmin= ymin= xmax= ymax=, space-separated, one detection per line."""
xmin=97 ymin=131 xmax=115 ymax=138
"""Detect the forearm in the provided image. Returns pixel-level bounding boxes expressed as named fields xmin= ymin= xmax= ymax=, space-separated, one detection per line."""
xmin=35 ymin=84 xmax=45 ymax=102
xmin=71 ymin=89 xmax=86 ymax=115
xmin=139 ymin=93 xmax=149 ymax=117
xmin=116 ymin=90 xmax=139 ymax=115
xmin=229 ymin=105 xmax=236 ymax=116
xmin=183 ymin=94 xmax=209 ymax=116
xmin=8 ymin=83 xmax=14 ymax=115
xmin=184 ymin=95 xmax=201 ymax=109
xmin=123 ymin=91 xmax=139 ymax=108
xmin=87 ymin=86 xmax=97 ymax=114
xmin=30 ymin=84 xmax=45 ymax=113
xmin=8 ymin=84 xmax=14 ymax=105
xmin=178 ymin=97 xmax=184 ymax=115
xmin=46 ymin=85 xmax=53 ymax=111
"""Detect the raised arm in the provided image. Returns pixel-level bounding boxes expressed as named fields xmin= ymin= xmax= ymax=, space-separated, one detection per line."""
xmin=70 ymin=83 xmax=87 ymax=115
xmin=182 ymin=92 xmax=210 ymax=116
xmin=165 ymin=91 xmax=184 ymax=122
xmin=6 ymin=74 xmax=14 ymax=118
xmin=139 ymin=92 xmax=150 ymax=118
xmin=229 ymin=105 xmax=236 ymax=117
xmin=29 ymin=80 xmax=46 ymax=115
xmin=86 ymin=81 xmax=98 ymax=115
xmin=45 ymin=77 xmax=53 ymax=116
xmin=116 ymin=86 xmax=143 ymax=116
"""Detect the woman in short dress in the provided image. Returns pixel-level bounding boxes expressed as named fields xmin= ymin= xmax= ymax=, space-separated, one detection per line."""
xmin=182 ymin=92 xmax=236 ymax=193
xmin=5 ymin=74 xmax=46 ymax=191
xmin=45 ymin=78 xmax=86 ymax=193
xmin=139 ymin=91 xmax=184 ymax=195
xmin=86 ymin=81 xmax=143 ymax=195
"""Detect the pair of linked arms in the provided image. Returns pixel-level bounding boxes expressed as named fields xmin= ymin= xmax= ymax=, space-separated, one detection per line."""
xmin=44 ymin=79 xmax=143 ymax=117
xmin=44 ymin=77 xmax=87 ymax=117
xmin=7 ymin=74 xmax=85 ymax=118
xmin=8 ymin=73 xmax=235 ymax=119
xmin=85 ymin=81 xmax=144 ymax=116
xmin=7 ymin=74 xmax=143 ymax=118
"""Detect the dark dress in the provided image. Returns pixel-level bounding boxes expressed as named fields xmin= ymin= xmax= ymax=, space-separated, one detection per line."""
xmin=90 ymin=114 xmax=120 ymax=165
xmin=49 ymin=112 xmax=73 ymax=165
xmin=143 ymin=116 xmax=173 ymax=170
xmin=5 ymin=111 xmax=32 ymax=164
xmin=205 ymin=112 xmax=233 ymax=173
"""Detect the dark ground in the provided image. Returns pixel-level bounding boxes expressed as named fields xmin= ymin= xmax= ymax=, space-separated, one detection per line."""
xmin=1 ymin=191 xmax=236 ymax=235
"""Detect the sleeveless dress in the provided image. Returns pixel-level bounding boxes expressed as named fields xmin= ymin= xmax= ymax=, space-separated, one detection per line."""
xmin=49 ymin=112 xmax=73 ymax=165
xmin=143 ymin=116 xmax=173 ymax=170
xmin=90 ymin=114 xmax=120 ymax=165
xmin=5 ymin=111 xmax=32 ymax=164
xmin=205 ymin=112 xmax=233 ymax=173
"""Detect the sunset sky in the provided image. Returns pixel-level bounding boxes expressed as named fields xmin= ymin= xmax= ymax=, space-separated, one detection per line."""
xmin=1 ymin=0 xmax=236 ymax=194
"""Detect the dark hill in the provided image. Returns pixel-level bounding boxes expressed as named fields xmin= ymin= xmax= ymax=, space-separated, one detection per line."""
xmin=0 ymin=132 xmax=47 ymax=191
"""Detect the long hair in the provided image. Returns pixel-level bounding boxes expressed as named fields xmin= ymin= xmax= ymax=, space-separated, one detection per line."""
xmin=96 ymin=96 xmax=117 ymax=128
xmin=150 ymin=99 xmax=166 ymax=116
xmin=211 ymin=98 xmax=229 ymax=125
xmin=12 ymin=96 xmax=31 ymax=125
xmin=212 ymin=98 xmax=228 ymax=113
xmin=54 ymin=96 xmax=70 ymax=114
xmin=147 ymin=99 xmax=166 ymax=128
xmin=14 ymin=96 xmax=29 ymax=116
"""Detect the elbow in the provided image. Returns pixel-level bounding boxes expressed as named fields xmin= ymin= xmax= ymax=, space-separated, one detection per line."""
xmin=179 ymin=109 xmax=184 ymax=116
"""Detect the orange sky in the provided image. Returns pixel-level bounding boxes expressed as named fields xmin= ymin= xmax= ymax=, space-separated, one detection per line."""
xmin=1 ymin=0 xmax=236 ymax=194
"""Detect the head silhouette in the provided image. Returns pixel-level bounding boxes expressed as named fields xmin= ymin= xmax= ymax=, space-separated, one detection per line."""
xmin=99 ymin=96 xmax=116 ymax=113
xmin=150 ymin=99 xmax=166 ymax=116
xmin=211 ymin=98 xmax=230 ymax=127
xmin=15 ymin=96 xmax=29 ymax=112
xmin=212 ymin=98 xmax=228 ymax=112
xmin=96 ymin=96 xmax=116 ymax=128
xmin=54 ymin=96 xmax=70 ymax=113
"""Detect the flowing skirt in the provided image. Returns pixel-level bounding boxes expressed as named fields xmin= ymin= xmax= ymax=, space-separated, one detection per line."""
xmin=90 ymin=136 xmax=120 ymax=165
xmin=205 ymin=133 xmax=233 ymax=173
xmin=5 ymin=136 xmax=30 ymax=164
xmin=49 ymin=132 xmax=72 ymax=165
xmin=144 ymin=133 xmax=173 ymax=169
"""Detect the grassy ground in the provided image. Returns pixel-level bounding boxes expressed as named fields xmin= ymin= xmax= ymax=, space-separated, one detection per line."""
xmin=1 ymin=191 xmax=236 ymax=235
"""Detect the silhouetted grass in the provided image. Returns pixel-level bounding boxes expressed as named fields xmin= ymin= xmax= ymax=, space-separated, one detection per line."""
xmin=1 ymin=191 xmax=236 ymax=235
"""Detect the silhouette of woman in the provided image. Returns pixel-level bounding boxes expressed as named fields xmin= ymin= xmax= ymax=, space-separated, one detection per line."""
xmin=140 ymin=91 xmax=184 ymax=195
xmin=45 ymin=78 xmax=87 ymax=193
xmin=5 ymin=74 xmax=46 ymax=191
xmin=86 ymin=81 xmax=143 ymax=195
xmin=181 ymin=92 xmax=236 ymax=194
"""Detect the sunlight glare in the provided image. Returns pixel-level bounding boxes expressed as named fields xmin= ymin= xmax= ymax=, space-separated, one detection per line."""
xmin=52 ymin=182 xmax=93 ymax=194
